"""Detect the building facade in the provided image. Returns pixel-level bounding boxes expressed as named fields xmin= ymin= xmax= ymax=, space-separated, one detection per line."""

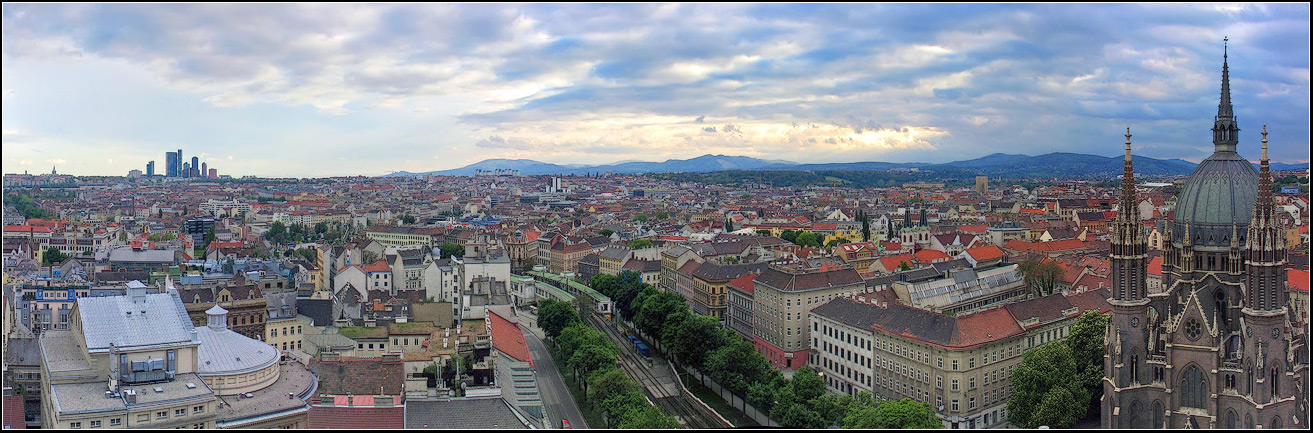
xmin=1101 ymin=46 xmax=1309 ymax=429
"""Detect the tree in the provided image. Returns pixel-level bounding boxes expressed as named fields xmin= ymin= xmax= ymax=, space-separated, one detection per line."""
xmin=627 ymin=238 xmax=653 ymax=249
xmin=1018 ymin=259 xmax=1064 ymax=298
xmin=569 ymin=344 xmax=618 ymax=390
xmin=898 ymin=261 xmax=912 ymax=271
xmin=780 ymin=229 xmax=800 ymax=244
xmin=704 ymin=338 xmax=775 ymax=396
xmin=617 ymin=405 xmax=681 ymax=429
xmin=859 ymin=210 xmax=872 ymax=241
xmin=825 ymin=237 xmax=850 ymax=250
xmin=538 ymin=299 xmax=581 ymax=339
xmin=268 ymin=221 xmax=288 ymax=244
xmin=632 ymin=213 xmax=648 ymax=222
xmin=655 ymin=211 xmax=669 ymax=220
xmin=663 ymin=313 xmax=728 ymax=370
xmin=1007 ymin=342 xmax=1089 ymax=428
xmin=598 ymin=229 xmax=614 ymax=237
xmin=43 ymin=246 xmax=69 ymax=266
xmin=791 ymin=366 xmax=826 ymax=401
xmin=755 ymin=229 xmax=772 ymax=236
xmin=314 ymin=222 xmax=328 ymax=235
xmin=635 ymin=291 xmax=688 ymax=337
xmin=439 ymin=242 xmax=464 ymax=259
xmin=588 ymin=369 xmax=638 ymax=412
xmin=1031 ymin=386 xmax=1080 ymax=428
xmin=204 ymin=226 xmax=216 ymax=249
xmin=400 ymin=214 xmax=416 ymax=224
xmin=844 ymin=398 xmax=943 ymax=429
xmin=1066 ymin=311 xmax=1109 ymax=416
xmin=795 ymin=231 xmax=821 ymax=248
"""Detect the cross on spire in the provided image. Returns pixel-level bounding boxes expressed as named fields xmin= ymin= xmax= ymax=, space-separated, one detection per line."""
xmin=1213 ymin=37 xmax=1239 ymax=152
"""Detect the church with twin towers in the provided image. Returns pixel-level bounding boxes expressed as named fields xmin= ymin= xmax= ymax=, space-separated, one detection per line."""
xmin=1101 ymin=40 xmax=1308 ymax=429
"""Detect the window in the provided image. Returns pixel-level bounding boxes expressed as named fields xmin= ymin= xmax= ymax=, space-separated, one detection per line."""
xmin=158 ymin=411 xmax=169 ymax=420
xmin=953 ymin=360 xmax=959 ymax=371
xmin=938 ymin=357 xmax=944 ymax=368
xmin=970 ymin=397 xmax=977 ymax=409
xmin=176 ymin=408 xmax=187 ymax=417
xmin=970 ymin=377 xmax=976 ymax=389
xmin=110 ymin=419 xmax=122 ymax=427
xmin=71 ymin=422 xmax=82 ymax=429
xmin=90 ymin=420 xmax=102 ymax=428
xmin=1180 ymin=366 xmax=1207 ymax=408
xmin=194 ymin=406 xmax=205 ymax=413
xmin=952 ymin=379 xmax=959 ymax=391
xmin=952 ymin=399 xmax=959 ymax=412
xmin=969 ymin=357 xmax=975 ymax=368
xmin=937 ymin=376 xmax=943 ymax=388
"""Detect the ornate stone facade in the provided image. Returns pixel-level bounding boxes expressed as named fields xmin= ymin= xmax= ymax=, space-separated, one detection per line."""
xmin=1102 ymin=42 xmax=1309 ymax=429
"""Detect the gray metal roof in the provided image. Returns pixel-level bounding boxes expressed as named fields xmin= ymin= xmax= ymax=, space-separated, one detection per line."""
xmin=1173 ymin=150 xmax=1257 ymax=242
xmin=107 ymin=247 xmax=178 ymax=263
xmin=195 ymin=326 xmax=279 ymax=375
xmin=76 ymin=292 xmax=197 ymax=352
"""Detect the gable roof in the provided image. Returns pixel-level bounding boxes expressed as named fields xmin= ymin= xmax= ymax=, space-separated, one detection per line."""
xmin=488 ymin=310 xmax=532 ymax=366
xmin=309 ymin=357 xmax=405 ymax=397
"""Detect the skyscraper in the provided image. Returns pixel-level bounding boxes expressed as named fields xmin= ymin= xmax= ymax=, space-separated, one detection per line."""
xmin=166 ymin=151 xmax=179 ymax=177
xmin=201 ymin=162 xmax=207 ymax=178
xmin=191 ymin=156 xmax=200 ymax=177
xmin=146 ymin=161 xmax=155 ymax=177
xmin=1101 ymin=41 xmax=1307 ymax=429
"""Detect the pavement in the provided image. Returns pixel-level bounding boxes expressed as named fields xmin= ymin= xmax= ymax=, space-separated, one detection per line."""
xmin=520 ymin=311 xmax=589 ymax=429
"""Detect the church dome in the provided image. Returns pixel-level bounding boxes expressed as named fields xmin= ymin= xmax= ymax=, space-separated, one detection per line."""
xmin=1171 ymin=41 xmax=1259 ymax=248
xmin=1172 ymin=151 xmax=1257 ymax=245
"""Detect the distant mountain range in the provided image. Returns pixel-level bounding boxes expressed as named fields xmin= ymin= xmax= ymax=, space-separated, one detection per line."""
xmin=384 ymin=153 xmax=1308 ymax=179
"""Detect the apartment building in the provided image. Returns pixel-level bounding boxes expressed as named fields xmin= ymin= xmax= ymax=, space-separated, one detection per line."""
xmin=808 ymin=288 xmax=1111 ymax=429
xmin=752 ymin=264 xmax=865 ymax=370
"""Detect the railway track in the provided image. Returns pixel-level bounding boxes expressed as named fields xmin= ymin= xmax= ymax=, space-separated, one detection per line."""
xmin=586 ymin=314 xmax=725 ymax=429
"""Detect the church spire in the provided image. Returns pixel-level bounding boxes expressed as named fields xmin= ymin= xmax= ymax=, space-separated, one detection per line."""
xmin=1213 ymin=37 xmax=1240 ymax=152
xmin=1120 ymin=127 xmax=1136 ymax=212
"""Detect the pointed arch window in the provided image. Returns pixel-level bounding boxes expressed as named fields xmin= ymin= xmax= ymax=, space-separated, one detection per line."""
xmin=1180 ymin=366 xmax=1207 ymax=408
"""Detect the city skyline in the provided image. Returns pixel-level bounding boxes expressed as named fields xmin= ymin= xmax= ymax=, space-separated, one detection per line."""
xmin=3 ymin=3 xmax=1310 ymax=178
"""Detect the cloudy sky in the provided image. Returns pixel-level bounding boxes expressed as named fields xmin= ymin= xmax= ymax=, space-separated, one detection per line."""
xmin=3 ymin=3 xmax=1309 ymax=177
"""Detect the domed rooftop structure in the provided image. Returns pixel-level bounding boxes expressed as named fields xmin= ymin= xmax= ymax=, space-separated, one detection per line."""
xmin=1171 ymin=40 xmax=1258 ymax=247
xmin=195 ymin=304 xmax=279 ymax=376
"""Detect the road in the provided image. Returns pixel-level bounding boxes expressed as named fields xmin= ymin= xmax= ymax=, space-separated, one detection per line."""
xmin=523 ymin=316 xmax=590 ymax=429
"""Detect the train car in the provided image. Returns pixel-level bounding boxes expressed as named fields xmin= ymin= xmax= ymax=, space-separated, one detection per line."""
xmin=633 ymin=340 xmax=651 ymax=358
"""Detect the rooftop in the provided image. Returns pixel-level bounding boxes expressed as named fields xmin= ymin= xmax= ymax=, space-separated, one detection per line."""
xmin=214 ymin=362 xmax=316 ymax=427
xmin=404 ymin=397 xmax=529 ymax=429
xmin=75 ymin=291 xmax=197 ymax=352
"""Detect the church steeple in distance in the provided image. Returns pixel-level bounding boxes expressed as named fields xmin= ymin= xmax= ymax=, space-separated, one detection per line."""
xmin=1213 ymin=36 xmax=1240 ymax=152
xmin=1245 ymin=125 xmax=1286 ymax=312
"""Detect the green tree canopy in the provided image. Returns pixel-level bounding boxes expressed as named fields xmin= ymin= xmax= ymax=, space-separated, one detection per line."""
xmin=794 ymin=231 xmax=822 ymax=248
xmin=1018 ymin=259 xmax=1064 ymax=298
xmin=632 ymin=213 xmax=648 ymax=222
xmin=1066 ymin=311 xmax=1109 ymax=416
xmin=704 ymin=338 xmax=776 ymax=396
xmin=627 ymin=238 xmax=653 ymax=249
xmin=617 ymin=401 xmax=681 ymax=429
xmin=1031 ymin=386 xmax=1080 ymax=428
xmin=400 ymin=214 xmax=417 ymax=224
xmin=663 ymin=313 xmax=728 ymax=370
xmin=439 ymin=242 xmax=464 ymax=259
xmin=537 ymin=299 xmax=581 ymax=339
xmin=598 ymin=228 xmax=614 ymax=237
xmin=843 ymin=398 xmax=943 ymax=429
xmin=569 ymin=344 xmax=618 ymax=389
xmin=1007 ymin=342 xmax=1089 ymax=428
xmin=43 ymin=246 xmax=69 ymax=266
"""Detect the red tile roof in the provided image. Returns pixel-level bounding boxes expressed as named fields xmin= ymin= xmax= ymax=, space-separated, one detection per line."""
xmin=1289 ymin=269 xmax=1309 ymax=292
xmin=1147 ymin=256 xmax=1163 ymax=277
xmin=964 ymin=245 xmax=1004 ymax=262
xmin=727 ymin=273 xmax=757 ymax=296
xmin=488 ymin=309 xmax=532 ymax=366
xmin=2 ymin=394 xmax=23 ymax=429
xmin=913 ymin=249 xmax=951 ymax=264
xmin=308 ymin=405 xmax=404 ymax=430
xmin=3 ymin=225 xmax=52 ymax=233
xmin=952 ymin=307 xmax=1025 ymax=347
xmin=358 ymin=260 xmax=392 ymax=274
